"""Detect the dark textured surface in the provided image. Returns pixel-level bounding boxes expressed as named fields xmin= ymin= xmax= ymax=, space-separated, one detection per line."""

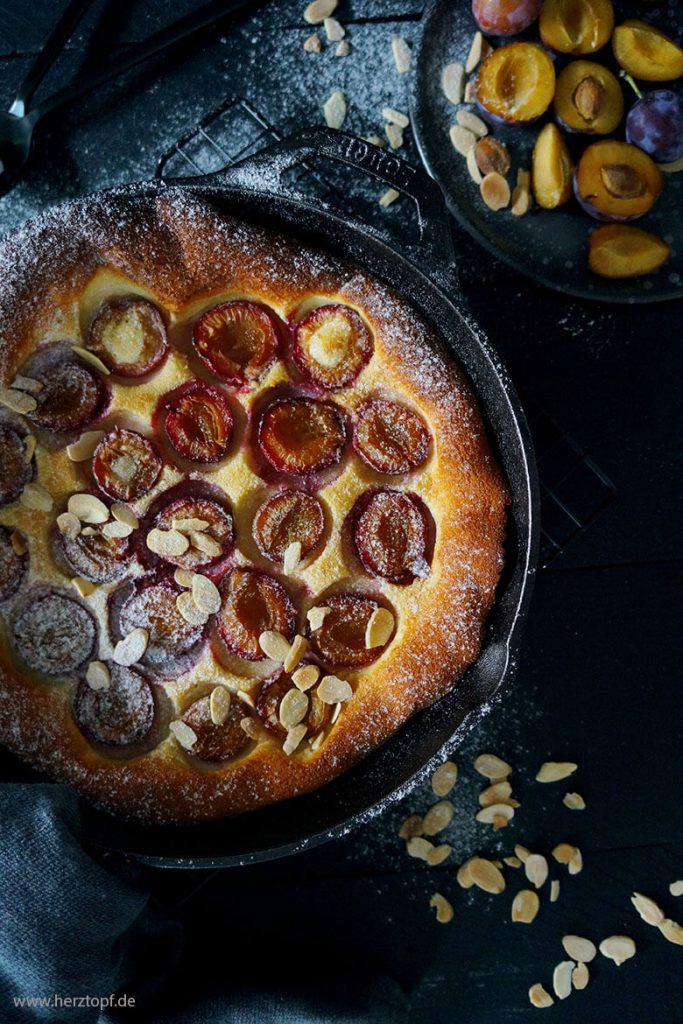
xmin=0 ymin=1 xmax=680 ymax=1021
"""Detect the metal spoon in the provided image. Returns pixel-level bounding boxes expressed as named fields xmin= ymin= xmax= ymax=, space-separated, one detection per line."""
xmin=0 ymin=0 xmax=258 ymax=196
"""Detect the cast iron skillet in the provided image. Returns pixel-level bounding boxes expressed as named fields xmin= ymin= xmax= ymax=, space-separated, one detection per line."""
xmin=7 ymin=128 xmax=540 ymax=866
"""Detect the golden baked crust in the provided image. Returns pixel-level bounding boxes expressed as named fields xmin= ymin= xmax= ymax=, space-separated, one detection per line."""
xmin=0 ymin=187 xmax=508 ymax=823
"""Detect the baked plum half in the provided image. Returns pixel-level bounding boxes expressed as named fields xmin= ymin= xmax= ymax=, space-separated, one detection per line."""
xmin=352 ymin=489 xmax=434 ymax=585
xmin=292 ymin=304 xmax=373 ymax=390
xmin=158 ymin=380 xmax=234 ymax=464
xmin=192 ymin=301 xmax=280 ymax=386
xmin=180 ymin=693 xmax=251 ymax=762
xmin=117 ymin=575 xmax=206 ymax=671
xmin=87 ymin=298 xmax=168 ymax=377
xmin=472 ymin=0 xmax=541 ymax=37
xmin=216 ymin=566 xmax=296 ymax=661
xmin=74 ymin=664 xmax=155 ymax=747
xmin=353 ymin=399 xmax=431 ymax=475
xmin=0 ymin=423 xmax=33 ymax=506
xmin=93 ymin=428 xmax=162 ymax=502
xmin=255 ymin=671 xmax=329 ymax=739
xmin=11 ymin=586 xmax=97 ymax=677
xmin=149 ymin=495 xmax=234 ymax=571
xmin=612 ymin=20 xmax=683 ymax=82
xmin=257 ymin=396 xmax=347 ymax=477
xmin=574 ymin=141 xmax=664 ymax=221
xmin=253 ymin=490 xmax=325 ymax=565
xmin=307 ymin=593 xmax=394 ymax=668
xmin=476 ymin=43 xmax=556 ymax=125
xmin=22 ymin=343 xmax=110 ymax=434
xmin=57 ymin=524 xmax=131 ymax=584
xmin=540 ymin=0 xmax=614 ymax=55
xmin=0 ymin=526 xmax=27 ymax=601
xmin=554 ymin=61 xmax=624 ymax=135
xmin=532 ymin=123 xmax=573 ymax=209
xmin=588 ymin=225 xmax=670 ymax=279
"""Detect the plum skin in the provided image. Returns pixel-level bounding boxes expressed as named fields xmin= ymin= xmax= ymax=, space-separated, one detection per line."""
xmin=626 ymin=91 xmax=683 ymax=164
xmin=472 ymin=0 xmax=542 ymax=37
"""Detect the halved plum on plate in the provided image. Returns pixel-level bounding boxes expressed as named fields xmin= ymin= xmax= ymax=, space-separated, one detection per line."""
xmin=588 ymin=225 xmax=670 ymax=279
xmin=575 ymin=141 xmax=664 ymax=221
xmin=87 ymin=298 xmax=168 ymax=378
xmin=554 ymin=60 xmax=624 ymax=135
xmin=22 ymin=343 xmax=110 ymax=434
xmin=472 ymin=0 xmax=542 ymax=37
xmin=613 ymin=20 xmax=683 ymax=82
xmin=540 ymin=0 xmax=614 ymax=55
xmin=476 ymin=43 xmax=556 ymax=125
xmin=532 ymin=123 xmax=573 ymax=209
xmin=192 ymin=301 xmax=280 ymax=386
xmin=292 ymin=304 xmax=373 ymax=390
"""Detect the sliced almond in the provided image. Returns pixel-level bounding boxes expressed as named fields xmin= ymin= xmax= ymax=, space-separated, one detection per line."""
xmin=283 ymin=540 xmax=302 ymax=575
xmin=599 ymin=935 xmax=636 ymax=966
xmin=23 ymin=435 xmax=36 ymax=462
xmin=240 ymin=716 xmax=260 ymax=740
xmin=383 ymin=107 xmax=409 ymax=129
xmin=504 ymin=856 xmax=522 ymax=869
xmin=536 ymin=761 xmax=578 ymax=783
xmin=110 ymin=503 xmax=138 ymax=530
xmin=365 ymin=606 xmax=394 ymax=648
xmin=379 ymin=188 xmax=400 ymax=207
xmin=479 ymin=781 xmax=512 ymax=806
xmin=237 ymin=689 xmax=257 ymax=710
xmin=259 ymin=630 xmax=291 ymax=662
xmin=568 ymin=848 xmax=583 ymax=875
xmin=283 ymin=634 xmax=308 ymax=674
xmin=552 ymin=843 xmax=577 ymax=865
xmin=407 ymin=837 xmax=434 ymax=861
xmin=427 ymin=844 xmax=452 ymax=866
xmin=11 ymin=374 xmax=42 ymax=395
xmin=172 ymin=517 xmax=210 ymax=533
xmin=72 ymin=345 xmax=110 ymax=375
xmin=68 ymin=492 xmax=109 ymax=524
xmin=173 ymin=567 xmax=195 ymax=588
xmin=563 ymin=791 xmax=586 ymax=810
xmin=102 ymin=520 xmax=133 ymax=539
xmin=86 ymin=661 xmax=110 ymax=691
xmin=391 ymin=34 xmax=411 ymax=74
xmin=431 ymin=760 xmax=458 ymax=797
xmin=335 ymin=39 xmax=350 ymax=57
xmin=209 ymin=686 xmax=231 ymax=726
xmin=10 ymin=531 xmax=27 ymax=556
xmin=20 ymin=483 xmax=53 ymax=512
xmin=441 ymin=62 xmax=464 ymax=105
xmin=169 ymin=720 xmax=197 ymax=751
xmin=631 ymin=892 xmax=664 ymax=927
xmin=310 ymin=731 xmax=325 ymax=751
xmin=176 ymin=591 xmax=209 ymax=626
xmin=476 ymin=802 xmax=515 ymax=825
xmin=71 ymin=577 xmax=96 ymax=598
xmin=670 ymin=880 xmax=683 ymax=897
xmin=456 ymin=110 xmax=488 ymax=138
xmin=385 ymin=122 xmax=404 ymax=150
xmin=572 ymin=962 xmax=589 ymax=990
xmin=515 ymin=844 xmax=531 ymax=863
xmin=365 ymin=134 xmax=386 ymax=148
xmin=553 ymin=961 xmax=574 ymax=1001
xmin=292 ymin=664 xmax=319 ymax=691
xmin=422 ymin=800 xmax=454 ymax=836
xmin=511 ymin=177 xmax=532 ymax=218
xmin=307 ymin=605 xmax=331 ymax=631
xmin=474 ymin=753 xmax=512 ymax=780
xmin=279 ymin=687 xmax=309 ymax=729
xmin=457 ymin=858 xmax=475 ymax=889
xmin=398 ymin=814 xmax=424 ymax=840
xmin=146 ymin=527 xmax=189 ymax=557
xmin=113 ymin=627 xmax=149 ymax=667
xmin=469 ymin=857 xmax=505 ymax=894
xmin=450 ymin=124 xmax=477 ymax=156
xmin=659 ymin=918 xmax=683 ymax=946
xmin=66 ymin=430 xmax=105 ymax=462
xmin=525 ymin=853 xmax=549 ymax=890
xmin=465 ymin=30 xmax=492 ymax=74
xmin=192 ymin=573 xmax=221 ymax=615
xmin=304 ymin=0 xmax=337 ymax=24
xmin=283 ymin=722 xmax=307 ymax=756
xmin=466 ymin=146 xmax=483 ymax=185
xmin=528 ymin=983 xmax=554 ymax=1009
xmin=464 ymin=80 xmax=477 ymax=104
xmin=330 ymin=701 xmax=342 ymax=725
xmin=190 ymin=531 xmax=221 ymax=557
xmin=323 ymin=15 xmax=344 ymax=40
xmin=0 ymin=386 xmax=37 ymax=414
xmin=480 ymin=172 xmax=510 ymax=211
xmin=323 ymin=90 xmax=346 ymax=130
xmin=57 ymin=511 xmax=81 ymax=539
xmin=318 ymin=674 xmax=353 ymax=704
xmin=303 ymin=33 xmax=322 ymax=52
xmin=550 ymin=879 xmax=560 ymax=903
xmin=562 ymin=935 xmax=597 ymax=963
xmin=429 ymin=893 xmax=454 ymax=924
xmin=511 ymin=889 xmax=540 ymax=924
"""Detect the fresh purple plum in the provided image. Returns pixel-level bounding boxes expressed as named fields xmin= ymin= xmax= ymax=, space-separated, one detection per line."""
xmin=626 ymin=90 xmax=683 ymax=164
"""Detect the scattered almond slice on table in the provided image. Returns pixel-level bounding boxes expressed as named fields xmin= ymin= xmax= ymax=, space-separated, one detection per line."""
xmin=441 ymin=62 xmax=465 ymax=106
xmin=528 ymin=983 xmax=554 ymax=1009
xmin=572 ymin=962 xmax=589 ymax=990
xmin=599 ymin=935 xmax=636 ymax=966
xmin=553 ymin=960 xmax=574 ymax=1001
xmin=537 ymin=761 xmax=578 ymax=783
xmin=474 ymin=753 xmax=512 ymax=780
xmin=379 ymin=188 xmax=400 ymax=208
xmin=391 ymin=35 xmax=411 ymax=75
xmin=431 ymin=760 xmax=457 ymax=797
xmin=304 ymin=0 xmax=337 ymax=24
xmin=631 ymin=891 xmax=664 ymax=926
xmin=429 ymin=893 xmax=454 ymax=924
xmin=512 ymin=889 xmax=539 ymax=924
xmin=422 ymin=800 xmax=454 ymax=836
xmin=323 ymin=90 xmax=346 ymax=130
xmin=670 ymin=880 xmax=683 ymax=897
xmin=562 ymin=935 xmax=596 ymax=963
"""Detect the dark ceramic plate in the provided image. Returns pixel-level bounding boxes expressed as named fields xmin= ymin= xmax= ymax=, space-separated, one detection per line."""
xmin=410 ymin=0 xmax=683 ymax=303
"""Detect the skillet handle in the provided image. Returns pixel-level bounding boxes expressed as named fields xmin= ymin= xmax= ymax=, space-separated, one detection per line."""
xmin=197 ymin=126 xmax=457 ymax=295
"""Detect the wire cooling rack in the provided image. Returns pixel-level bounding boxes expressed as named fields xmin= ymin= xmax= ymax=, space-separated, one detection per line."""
xmin=156 ymin=95 xmax=616 ymax=569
